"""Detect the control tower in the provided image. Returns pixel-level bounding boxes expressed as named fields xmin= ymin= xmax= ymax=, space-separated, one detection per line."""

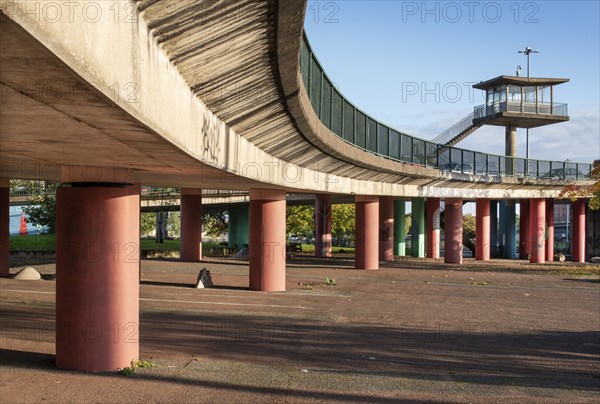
xmin=472 ymin=75 xmax=569 ymax=165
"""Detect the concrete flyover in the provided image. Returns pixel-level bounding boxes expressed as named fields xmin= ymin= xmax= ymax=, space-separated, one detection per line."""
xmin=0 ymin=1 xmax=593 ymax=371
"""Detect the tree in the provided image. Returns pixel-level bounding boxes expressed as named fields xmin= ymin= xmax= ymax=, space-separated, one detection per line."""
xmin=18 ymin=181 xmax=58 ymax=234
xmin=203 ymin=209 xmax=228 ymax=239
xmin=559 ymin=160 xmax=600 ymax=210
xmin=462 ymin=213 xmax=476 ymax=253
xmin=286 ymin=205 xmax=314 ymax=240
xmin=141 ymin=212 xmax=156 ymax=237
xmin=332 ymin=204 xmax=355 ymax=244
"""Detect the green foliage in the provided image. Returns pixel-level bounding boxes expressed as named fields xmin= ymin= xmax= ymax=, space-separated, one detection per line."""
xmin=119 ymin=359 xmax=156 ymax=376
xmin=560 ymin=160 xmax=600 ymax=210
xmin=9 ymin=234 xmax=56 ymax=251
xmin=21 ymin=183 xmax=58 ymax=234
xmin=204 ymin=209 xmax=228 ymax=238
xmin=324 ymin=277 xmax=336 ymax=286
xmin=404 ymin=213 xmax=412 ymax=236
xmin=462 ymin=213 xmax=476 ymax=253
xmin=167 ymin=211 xmax=181 ymax=237
xmin=331 ymin=204 xmax=355 ymax=243
xmin=286 ymin=205 xmax=314 ymax=239
xmin=141 ymin=213 xmax=156 ymax=237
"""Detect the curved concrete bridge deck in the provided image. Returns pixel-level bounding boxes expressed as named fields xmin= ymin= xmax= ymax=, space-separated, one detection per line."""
xmin=0 ymin=1 xmax=592 ymax=372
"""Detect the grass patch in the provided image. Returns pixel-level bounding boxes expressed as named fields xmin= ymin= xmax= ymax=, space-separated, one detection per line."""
xmin=119 ymin=359 xmax=156 ymax=376
xmin=300 ymin=244 xmax=355 ymax=254
xmin=10 ymin=235 xmax=223 ymax=252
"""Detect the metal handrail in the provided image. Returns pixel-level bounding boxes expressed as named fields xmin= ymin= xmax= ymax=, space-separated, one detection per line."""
xmin=431 ymin=112 xmax=475 ymax=145
xmin=300 ymin=33 xmax=591 ymax=180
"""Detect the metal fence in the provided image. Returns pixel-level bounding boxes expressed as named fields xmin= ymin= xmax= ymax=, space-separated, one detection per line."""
xmin=300 ymin=34 xmax=591 ymax=180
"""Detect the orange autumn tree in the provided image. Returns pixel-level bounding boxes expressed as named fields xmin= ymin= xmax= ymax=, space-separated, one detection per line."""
xmin=559 ymin=160 xmax=600 ymax=210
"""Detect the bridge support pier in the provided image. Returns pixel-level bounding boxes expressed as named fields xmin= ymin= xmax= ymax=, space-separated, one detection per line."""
xmin=1 ymin=178 xmax=8 ymax=277
xmin=530 ymin=199 xmax=546 ymax=263
xmin=393 ymin=200 xmax=406 ymax=256
xmin=504 ymin=201 xmax=517 ymax=259
xmin=476 ymin=198 xmax=490 ymax=261
xmin=249 ymin=189 xmax=286 ymax=291
xmin=355 ymin=196 xmax=379 ymax=270
xmin=228 ymin=203 xmax=249 ymax=250
xmin=426 ymin=198 xmax=440 ymax=259
xmin=545 ymin=199 xmax=555 ymax=262
xmin=379 ymin=197 xmax=394 ymax=262
xmin=411 ymin=198 xmax=425 ymax=258
xmin=180 ymin=189 xmax=203 ymax=261
xmin=315 ymin=194 xmax=332 ymax=258
xmin=56 ymin=184 xmax=140 ymax=371
xmin=572 ymin=199 xmax=586 ymax=263
xmin=490 ymin=200 xmax=498 ymax=258
xmin=519 ymin=200 xmax=531 ymax=259
xmin=444 ymin=198 xmax=463 ymax=264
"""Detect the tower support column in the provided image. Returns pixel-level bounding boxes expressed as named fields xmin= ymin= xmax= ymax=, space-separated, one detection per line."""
xmin=379 ymin=197 xmax=394 ymax=262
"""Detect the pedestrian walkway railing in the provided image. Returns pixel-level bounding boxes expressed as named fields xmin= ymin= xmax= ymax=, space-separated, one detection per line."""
xmin=300 ymin=33 xmax=591 ymax=180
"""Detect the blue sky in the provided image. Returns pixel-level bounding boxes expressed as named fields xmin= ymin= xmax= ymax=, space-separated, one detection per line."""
xmin=304 ymin=0 xmax=600 ymax=164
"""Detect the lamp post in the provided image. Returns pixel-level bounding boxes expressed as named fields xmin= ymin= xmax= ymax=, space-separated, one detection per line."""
xmin=518 ymin=47 xmax=539 ymax=159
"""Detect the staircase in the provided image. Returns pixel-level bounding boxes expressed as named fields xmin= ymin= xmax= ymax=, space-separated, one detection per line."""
xmin=432 ymin=112 xmax=487 ymax=146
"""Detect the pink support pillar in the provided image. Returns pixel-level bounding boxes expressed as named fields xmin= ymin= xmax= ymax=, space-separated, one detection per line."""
xmin=572 ymin=199 xmax=586 ymax=263
xmin=529 ymin=199 xmax=546 ymax=263
xmin=56 ymin=184 xmax=140 ymax=371
xmin=545 ymin=199 xmax=554 ymax=262
xmin=180 ymin=188 xmax=203 ymax=261
xmin=0 ymin=178 xmax=8 ymax=277
xmin=475 ymin=198 xmax=490 ymax=261
xmin=426 ymin=198 xmax=440 ymax=259
xmin=249 ymin=189 xmax=286 ymax=291
xmin=444 ymin=198 xmax=463 ymax=264
xmin=355 ymin=196 xmax=379 ymax=270
xmin=315 ymin=194 xmax=332 ymax=258
xmin=379 ymin=196 xmax=394 ymax=262
xmin=519 ymin=200 xmax=531 ymax=259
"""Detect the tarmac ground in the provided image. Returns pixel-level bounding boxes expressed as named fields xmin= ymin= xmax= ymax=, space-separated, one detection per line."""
xmin=1 ymin=256 xmax=599 ymax=403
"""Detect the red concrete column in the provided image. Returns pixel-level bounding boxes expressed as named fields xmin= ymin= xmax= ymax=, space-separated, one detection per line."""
xmin=56 ymin=184 xmax=140 ymax=371
xmin=249 ymin=189 xmax=286 ymax=291
xmin=180 ymin=188 xmax=203 ymax=261
xmin=444 ymin=198 xmax=463 ymax=264
xmin=379 ymin=196 xmax=394 ymax=262
xmin=315 ymin=194 xmax=332 ymax=258
xmin=529 ymin=199 xmax=546 ymax=263
xmin=426 ymin=198 xmax=441 ymax=259
xmin=519 ymin=200 xmax=531 ymax=259
xmin=355 ymin=195 xmax=379 ymax=270
xmin=0 ymin=178 xmax=9 ymax=276
xmin=475 ymin=198 xmax=490 ymax=261
xmin=545 ymin=199 xmax=554 ymax=262
xmin=572 ymin=199 xmax=586 ymax=263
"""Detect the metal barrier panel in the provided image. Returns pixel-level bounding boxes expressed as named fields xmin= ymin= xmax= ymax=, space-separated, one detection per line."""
xmin=378 ymin=124 xmax=389 ymax=156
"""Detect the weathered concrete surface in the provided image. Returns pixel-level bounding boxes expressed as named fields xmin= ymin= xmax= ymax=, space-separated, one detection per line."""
xmin=0 ymin=1 xmax=589 ymax=198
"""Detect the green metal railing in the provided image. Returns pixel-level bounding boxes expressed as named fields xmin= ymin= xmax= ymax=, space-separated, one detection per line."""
xmin=300 ymin=34 xmax=592 ymax=180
